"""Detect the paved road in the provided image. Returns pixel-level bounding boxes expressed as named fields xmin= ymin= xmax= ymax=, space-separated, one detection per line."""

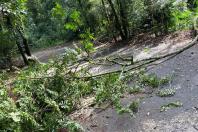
xmin=78 ymin=42 xmax=198 ymax=132
xmin=33 ymin=42 xmax=76 ymax=63
xmin=31 ymin=32 xmax=198 ymax=132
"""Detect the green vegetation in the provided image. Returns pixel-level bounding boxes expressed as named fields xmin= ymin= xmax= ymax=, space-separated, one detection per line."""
xmin=0 ymin=0 xmax=198 ymax=131
xmin=160 ymin=101 xmax=183 ymax=112
xmin=2 ymin=51 xmax=169 ymax=131
xmin=0 ymin=55 xmax=169 ymax=131
xmin=117 ymin=99 xmax=140 ymax=116
xmin=0 ymin=50 xmax=132 ymax=131
xmin=128 ymin=100 xmax=140 ymax=113
xmin=128 ymin=85 xmax=142 ymax=94
xmin=1 ymin=0 xmax=198 ymax=68
xmin=140 ymin=73 xmax=171 ymax=88
xmin=157 ymin=88 xmax=176 ymax=97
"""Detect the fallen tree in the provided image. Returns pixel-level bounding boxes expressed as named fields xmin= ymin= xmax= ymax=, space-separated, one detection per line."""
xmin=27 ymin=35 xmax=198 ymax=80
xmin=2 ymin=34 xmax=197 ymax=132
xmin=86 ymin=35 xmax=198 ymax=78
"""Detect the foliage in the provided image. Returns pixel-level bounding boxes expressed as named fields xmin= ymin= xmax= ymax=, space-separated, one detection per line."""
xmin=1 ymin=0 xmax=198 ymax=68
xmin=160 ymin=101 xmax=182 ymax=112
xmin=1 ymin=46 xmax=173 ymax=130
xmin=65 ymin=11 xmax=82 ymax=32
xmin=0 ymin=0 xmax=197 ymax=130
xmin=128 ymin=100 xmax=140 ymax=113
xmin=0 ymin=0 xmax=29 ymax=67
xmin=157 ymin=88 xmax=176 ymax=97
xmin=65 ymin=11 xmax=95 ymax=55
xmin=23 ymin=0 xmax=198 ymax=50
xmin=128 ymin=85 xmax=142 ymax=94
xmin=139 ymin=73 xmax=170 ymax=88
xmin=0 ymin=48 xmax=177 ymax=131
xmin=116 ymin=99 xmax=140 ymax=117
xmin=0 ymin=50 xmax=85 ymax=131
xmin=169 ymin=1 xmax=194 ymax=31
xmin=95 ymin=73 xmax=127 ymax=105
xmin=0 ymin=30 xmax=16 ymax=58
xmin=0 ymin=48 xmax=132 ymax=131
xmin=26 ymin=0 xmax=68 ymax=48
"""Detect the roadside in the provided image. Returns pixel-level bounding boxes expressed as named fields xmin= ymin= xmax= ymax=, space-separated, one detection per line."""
xmin=5 ymin=30 xmax=198 ymax=132
xmin=77 ymin=42 xmax=198 ymax=132
xmin=66 ymin=31 xmax=198 ymax=132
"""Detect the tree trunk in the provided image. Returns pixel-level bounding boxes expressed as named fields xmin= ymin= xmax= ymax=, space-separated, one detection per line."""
xmin=118 ymin=0 xmax=129 ymax=39
xmin=16 ymin=41 xmax=29 ymax=65
xmin=23 ymin=36 xmax=32 ymax=56
xmin=107 ymin=0 xmax=125 ymax=40
xmin=5 ymin=15 xmax=29 ymax=65
xmin=17 ymin=28 xmax=32 ymax=56
xmin=101 ymin=0 xmax=117 ymax=42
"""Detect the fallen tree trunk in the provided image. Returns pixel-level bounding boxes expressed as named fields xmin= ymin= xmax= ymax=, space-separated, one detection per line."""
xmin=28 ymin=35 xmax=198 ymax=80
xmin=86 ymin=35 xmax=198 ymax=78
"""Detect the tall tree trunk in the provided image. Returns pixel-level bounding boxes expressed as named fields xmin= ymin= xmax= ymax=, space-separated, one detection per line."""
xmin=16 ymin=41 xmax=29 ymax=65
xmin=118 ymin=0 xmax=129 ymax=39
xmin=17 ymin=28 xmax=32 ymax=56
xmin=5 ymin=14 xmax=29 ymax=65
xmin=101 ymin=0 xmax=117 ymax=42
xmin=107 ymin=0 xmax=125 ymax=40
xmin=23 ymin=36 xmax=31 ymax=56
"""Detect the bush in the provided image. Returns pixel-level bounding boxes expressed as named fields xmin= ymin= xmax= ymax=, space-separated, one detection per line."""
xmin=0 ymin=48 xmax=129 ymax=131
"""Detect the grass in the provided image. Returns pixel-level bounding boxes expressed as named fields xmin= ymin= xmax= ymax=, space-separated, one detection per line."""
xmin=157 ymin=88 xmax=176 ymax=97
xmin=140 ymin=73 xmax=171 ymax=88
xmin=128 ymin=100 xmax=140 ymax=113
xmin=117 ymin=100 xmax=140 ymax=116
xmin=160 ymin=101 xmax=182 ymax=112
xmin=128 ymin=85 xmax=142 ymax=94
xmin=160 ymin=76 xmax=172 ymax=85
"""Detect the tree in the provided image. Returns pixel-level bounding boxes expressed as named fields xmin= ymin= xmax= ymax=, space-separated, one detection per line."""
xmin=106 ymin=0 xmax=125 ymax=40
xmin=118 ymin=0 xmax=129 ymax=39
xmin=0 ymin=0 xmax=32 ymax=66
xmin=101 ymin=0 xmax=117 ymax=41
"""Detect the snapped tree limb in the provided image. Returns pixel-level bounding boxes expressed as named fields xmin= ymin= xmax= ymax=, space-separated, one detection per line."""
xmin=86 ymin=35 xmax=198 ymax=78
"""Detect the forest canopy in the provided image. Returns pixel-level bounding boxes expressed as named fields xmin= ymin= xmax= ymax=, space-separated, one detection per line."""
xmin=1 ymin=0 xmax=197 ymax=65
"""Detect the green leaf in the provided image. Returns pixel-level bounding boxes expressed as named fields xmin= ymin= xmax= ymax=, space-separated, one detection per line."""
xmin=160 ymin=101 xmax=182 ymax=112
xmin=64 ymin=23 xmax=78 ymax=31
xmin=85 ymin=42 xmax=94 ymax=50
xmin=10 ymin=112 xmax=21 ymax=122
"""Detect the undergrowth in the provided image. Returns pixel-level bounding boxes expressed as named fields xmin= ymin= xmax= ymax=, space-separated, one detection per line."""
xmin=0 ymin=49 xmax=172 ymax=131
xmin=139 ymin=73 xmax=171 ymax=88
xmin=0 ymin=48 xmax=130 ymax=131
xmin=157 ymin=88 xmax=176 ymax=97
xmin=160 ymin=101 xmax=182 ymax=112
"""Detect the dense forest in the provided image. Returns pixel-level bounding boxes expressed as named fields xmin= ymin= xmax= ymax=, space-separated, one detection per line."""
xmin=0 ymin=0 xmax=198 ymax=131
